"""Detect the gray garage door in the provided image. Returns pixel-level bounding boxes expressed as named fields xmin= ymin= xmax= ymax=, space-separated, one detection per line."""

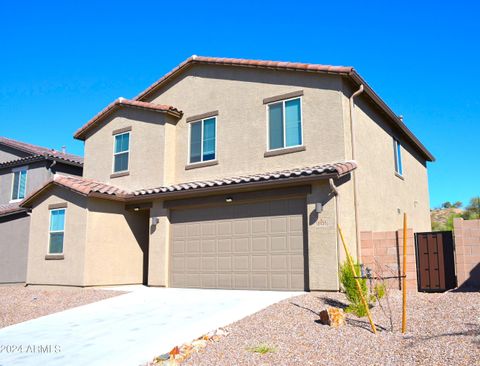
xmin=169 ymin=198 xmax=306 ymax=291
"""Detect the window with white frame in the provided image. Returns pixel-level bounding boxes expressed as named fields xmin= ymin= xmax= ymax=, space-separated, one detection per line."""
xmin=49 ymin=209 xmax=66 ymax=254
xmin=394 ymin=138 xmax=403 ymax=176
xmin=267 ymin=97 xmax=302 ymax=150
xmin=189 ymin=117 xmax=216 ymax=163
xmin=113 ymin=132 xmax=130 ymax=173
xmin=11 ymin=167 xmax=27 ymax=201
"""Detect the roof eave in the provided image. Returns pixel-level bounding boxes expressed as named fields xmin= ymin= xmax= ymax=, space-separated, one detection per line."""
xmin=128 ymin=171 xmax=345 ymax=203
xmin=348 ymin=71 xmax=435 ymax=162
xmin=74 ymin=102 xmax=182 ymax=141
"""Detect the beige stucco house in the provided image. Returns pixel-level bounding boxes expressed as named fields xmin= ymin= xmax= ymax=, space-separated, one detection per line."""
xmin=20 ymin=56 xmax=434 ymax=291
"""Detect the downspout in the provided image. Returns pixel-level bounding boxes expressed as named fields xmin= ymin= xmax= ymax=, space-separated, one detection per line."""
xmin=349 ymin=84 xmax=364 ymax=262
xmin=48 ymin=159 xmax=57 ymax=173
xmin=329 ymin=178 xmax=341 ymax=288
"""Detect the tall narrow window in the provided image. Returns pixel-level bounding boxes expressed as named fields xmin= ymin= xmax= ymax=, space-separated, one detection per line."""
xmin=49 ymin=209 xmax=66 ymax=254
xmin=113 ymin=132 xmax=130 ymax=173
xmin=394 ymin=138 xmax=403 ymax=176
xmin=268 ymin=97 xmax=302 ymax=150
xmin=11 ymin=168 xmax=27 ymax=201
xmin=189 ymin=117 xmax=216 ymax=163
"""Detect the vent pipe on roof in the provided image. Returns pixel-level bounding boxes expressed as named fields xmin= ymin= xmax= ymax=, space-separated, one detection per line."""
xmin=61 ymin=146 xmax=66 ymax=154
xmin=349 ymin=84 xmax=364 ymax=263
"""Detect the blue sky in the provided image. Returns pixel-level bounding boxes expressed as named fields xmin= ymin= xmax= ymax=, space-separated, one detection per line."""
xmin=0 ymin=1 xmax=478 ymax=208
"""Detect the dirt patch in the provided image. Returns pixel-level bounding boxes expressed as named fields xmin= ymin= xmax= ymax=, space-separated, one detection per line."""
xmin=184 ymin=290 xmax=480 ymax=366
xmin=0 ymin=285 xmax=124 ymax=328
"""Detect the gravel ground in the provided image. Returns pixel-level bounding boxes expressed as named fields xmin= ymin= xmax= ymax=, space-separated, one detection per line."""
xmin=184 ymin=290 xmax=480 ymax=366
xmin=0 ymin=285 xmax=124 ymax=328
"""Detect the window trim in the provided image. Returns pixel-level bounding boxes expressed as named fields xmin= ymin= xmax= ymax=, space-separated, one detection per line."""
xmin=394 ymin=138 xmax=403 ymax=177
xmin=112 ymin=131 xmax=130 ymax=174
xmin=265 ymin=96 xmax=304 ymax=152
xmin=10 ymin=166 xmax=28 ymax=203
xmin=48 ymin=208 xmax=66 ymax=256
xmin=187 ymin=116 xmax=217 ymax=165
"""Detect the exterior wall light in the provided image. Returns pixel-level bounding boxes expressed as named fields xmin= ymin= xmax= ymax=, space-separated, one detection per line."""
xmin=225 ymin=197 xmax=233 ymax=203
xmin=151 ymin=217 xmax=160 ymax=225
xmin=315 ymin=202 xmax=323 ymax=214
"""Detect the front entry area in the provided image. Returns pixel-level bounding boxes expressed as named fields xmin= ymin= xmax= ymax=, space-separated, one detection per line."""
xmin=169 ymin=197 xmax=307 ymax=291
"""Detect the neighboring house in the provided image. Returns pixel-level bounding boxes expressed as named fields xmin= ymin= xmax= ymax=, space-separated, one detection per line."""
xmin=20 ymin=56 xmax=434 ymax=291
xmin=0 ymin=137 xmax=83 ymax=283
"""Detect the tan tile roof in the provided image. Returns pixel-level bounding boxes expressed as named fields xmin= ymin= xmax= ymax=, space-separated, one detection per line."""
xmin=20 ymin=161 xmax=357 ymax=207
xmin=74 ymin=98 xmax=183 ymax=140
xmin=0 ymin=202 xmax=27 ymax=217
xmin=20 ymin=174 xmax=130 ymax=207
xmin=134 ymin=161 xmax=357 ymax=196
xmin=132 ymin=56 xmax=434 ymax=162
xmin=0 ymin=136 xmax=83 ymax=166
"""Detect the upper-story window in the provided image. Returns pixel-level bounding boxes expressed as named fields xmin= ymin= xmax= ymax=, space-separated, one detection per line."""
xmin=113 ymin=132 xmax=130 ymax=173
xmin=394 ymin=138 xmax=403 ymax=176
xmin=267 ymin=97 xmax=302 ymax=151
xmin=11 ymin=167 xmax=27 ymax=201
xmin=189 ymin=117 xmax=216 ymax=164
xmin=49 ymin=208 xmax=66 ymax=254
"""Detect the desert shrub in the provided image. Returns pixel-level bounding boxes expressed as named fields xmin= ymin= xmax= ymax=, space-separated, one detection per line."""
xmin=339 ymin=261 xmax=370 ymax=317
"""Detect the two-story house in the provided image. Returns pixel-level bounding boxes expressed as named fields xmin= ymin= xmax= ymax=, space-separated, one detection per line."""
xmin=20 ymin=56 xmax=434 ymax=291
xmin=0 ymin=137 xmax=83 ymax=283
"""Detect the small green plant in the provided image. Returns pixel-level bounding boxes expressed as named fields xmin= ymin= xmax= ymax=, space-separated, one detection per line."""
xmin=247 ymin=344 xmax=276 ymax=354
xmin=373 ymin=282 xmax=386 ymax=299
xmin=339 ymin=261 xmax=371 ymax=317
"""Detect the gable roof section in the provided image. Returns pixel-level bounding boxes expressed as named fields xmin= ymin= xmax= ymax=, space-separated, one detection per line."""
xmin=0 ymin=136 xmax=83 ymax=167
xmin=0 ymin=202 xmax=28 ymax=218
xmin=21 ymin=174 xmax=130 ymax=207
xmin=20 ymin=161 xmax=356 ymax=207
xmin=132 ymin=56 xmax=434 ymax=162
xmin=74 ymin=98 xmax=183 ymax=140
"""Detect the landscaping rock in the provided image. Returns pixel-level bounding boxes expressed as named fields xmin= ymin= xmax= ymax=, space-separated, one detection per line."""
xmin=319 ymin=307 xmax=346 ymax=327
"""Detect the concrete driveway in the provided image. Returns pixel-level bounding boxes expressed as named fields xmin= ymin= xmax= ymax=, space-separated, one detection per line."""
xmin=0 ymin=287 xmax=298 ymax=366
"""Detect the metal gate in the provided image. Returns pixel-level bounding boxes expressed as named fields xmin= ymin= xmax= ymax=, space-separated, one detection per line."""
xmin=415 ymin=231 xmax=457 ymax=292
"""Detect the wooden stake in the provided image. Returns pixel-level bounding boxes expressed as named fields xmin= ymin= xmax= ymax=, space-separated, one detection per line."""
xmin=402 ymin=213 xmax=407 ymax=334
xmin=338 ymin=225 xmax=377 ymax=334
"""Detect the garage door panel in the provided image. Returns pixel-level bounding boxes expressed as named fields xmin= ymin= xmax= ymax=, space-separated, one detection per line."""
xmin=252 ymin=255 xmax=268 ymax=270
xmin=251 ymin=218 xmax=268 ymax=234
xmin=187 ymin=223 xmax=201 ymax=237
xmin=233 ymin=220 xmax=250 ymax=235
xmin=201 ymin=256 xmax=216 ymax=271
xmin=290 ymin=235 xmax=304 ymax=251
xmin=271 ymin=273 xmax=289 ymax=289
xmin=218 ymin=256 xmax=232 ymax=270
xmin=271 ymin=236 xmax=288 ymax=251
xmin=251 ymin=273 xmax=268 ymax=289
xmin=201 ymin=240 xmax=216 ymax=253
xmin=218 ymin=239 xmax=232 ymax=252
xmin=217 ymin=221 xmax=232 ymax=236
xmin=233 ymin=255 xmax=249 ymax=270
xmin=289 ymin=216 xmax=303 ymax=232
xmin=202 ymin=222 xmax=216 ymax=236
xmin=234 ymin=274 xmax=250 ymax=288
xmin=252 ymin=237 xmax=268 ymax=252
xmin=270 ymin=217 xmax=288 ymax=233
xmin=234 ymin=238 xmax=249 ymax=252
xmin=271 ymin=255 xmax=288 ymax=270
xmin=172 ymin=240 xmax=186 ymax=254
xmin=170 ymin=197 xmax=306 ymax=291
